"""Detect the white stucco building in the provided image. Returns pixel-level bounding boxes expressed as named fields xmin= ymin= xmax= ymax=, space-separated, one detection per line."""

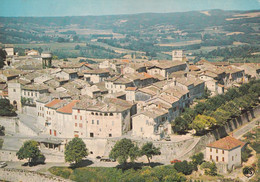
xmin=206 ymin=136 xmax=246 ymax=173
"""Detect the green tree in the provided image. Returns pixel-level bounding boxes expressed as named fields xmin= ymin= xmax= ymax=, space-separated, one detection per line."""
xmin=190 ymin=152 xmax=204 ymax=166
xmin=172 ymin=116 xmax=188 ymax=134
xmin=140 ymin=142 xmax=161 ymax=164
xmin=219 ymin=101 xmax=240 ymax=118
xmin=16 ymin=140 xmax=44 ymax=165
xmin=174 ymin=160 xmax=193 ymax=175
xmin=202 ymin=87 xmax=211 ymax=99
xmin=211 ymin=108 xmax=230 ymax=126
xmin=65 ymin=137 xmax=88 ymax=165
xmin=191 ymin=115 xmax=217 ymax=134
xmin=201 ymin=161 xmax=217 ymax=176
xmin=0 ymin=98 xmax=17 ymax=116
xmin=109 ymin=138 xmax=138 ymax=165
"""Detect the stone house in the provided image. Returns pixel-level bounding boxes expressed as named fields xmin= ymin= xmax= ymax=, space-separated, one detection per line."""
xmin=55 ymin=69 xmax=78 ymax=80
xmin=132 ymin=107 xmax=170 ymax=140
xmin=72 ymin=98 xmax=136 ymax=138
xmin=83 ymin=69 xmax=110 ymax=83
xmin=206 ymin=136 xmax=246 ymax=173
xmin=147 ymin=61 xmax=187 ymax=78
xmin=21 ymin=84 xmax=50 ymax=105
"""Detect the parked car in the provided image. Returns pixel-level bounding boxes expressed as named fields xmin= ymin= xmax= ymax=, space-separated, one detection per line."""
xmin=0 ymin=162 xmax=7 ymax=168
xmin=170 ymin=159 xmax=181 ymax=164
xmin=100 ymin=156 xmax=116 ymax=162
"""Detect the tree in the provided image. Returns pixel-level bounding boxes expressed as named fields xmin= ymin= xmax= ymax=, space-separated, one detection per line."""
xmin=65 ymin=137 xmax=88 ymax=165
xmin=190 ymin=152 xmax=204 ymax=166
xmin=191 ymin=115 xmax=216 ymax=134
xmin=73 ymin=35 xmax=79 ymax=42
xmin=0 ymin=98 xmax=17 ymax=116
xmin=219 ymin=101 xmax=240 ymax=118
xmin=174 ymin=160 xmax=193 ymax=175
xmin=211 ymin=108 xmax=230 ymax=126
xmin=202 ymin=87 xmax=211 ymax=99
xmin=140 ymin=142 xmax=161 ymax=164
xmin=172 ymin=116 xmax=188 ymax=134
xmin=0 ymin=125 xmax=5 ymax=136
xmin=74 ymin=45 xmax=81 ymax=50
xmin=201 ymin=161 xmax=217 ymax=176
xmin=109 ymin=138 xmax=139 ymax=165
xmin=16 ymin=140 xmax=44 ymax=165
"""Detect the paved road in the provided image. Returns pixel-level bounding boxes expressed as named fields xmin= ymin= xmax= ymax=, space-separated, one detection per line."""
xmin=232 ymin=115 xmax=260 ymax=139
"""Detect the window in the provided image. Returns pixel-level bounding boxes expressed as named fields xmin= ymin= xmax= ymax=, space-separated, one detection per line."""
xmin=109 ymin=113 xmax=113 ymax=116
xmin=31 ymin=92 xmax=33 ymax=96
xmin=49 ymin=129 xmax=52 ymax=135
xmin=222 ymin=157 xmax=224 ymax=162
xmin=146 ymin=120 xmax=149 ymax=125
xmin=216 ymin=149 xmax=218 ymax=153
xmin=232 ymin=156 xmax=234 ymax=161
xmin=109 ymin=134 xmax=112 ymax=137
xmin=35 ymin=93 xmax=37 ymax=97
xmin=79 ymin=123 xmax=82 ymax=128
xmin=54 ymin=130 xmax=57 ymax=136
xmin=75 ymin=115 xmax=77 ymax=120
xmin=140 ymin=127 xmax=143 ymax=132
xmin=210 ymin=155 xmax=212 ymax=160
xmin=91 ymin=112 xmax=94 ymax=115
xmin=80 ymin=116 xmax=82 ymax=120
xmin=90 ymin=133 xmax=94 ymax=137
xmin=222 ymin=150 xmax=224 ymax=154
xmin=75 ymin=123 xmax=77 ymax=127
xmin=216 ymin=156 xmax=218 ymax=162
xmin=92 ymin=120 xmax=94 ymax=124
xmin=210 ymin=148 xmax=212 ymax=152
xmin=97 ymin=120 xmax=99 ymax=125
xmin=78 ymin=109 xmax=80 ymax=113
xmin=13 ymin=89 xmax=16 ymax=92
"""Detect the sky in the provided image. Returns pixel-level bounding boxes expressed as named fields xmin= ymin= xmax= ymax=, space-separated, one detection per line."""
xmin=1 ymin=0 xmax=260 ymax=17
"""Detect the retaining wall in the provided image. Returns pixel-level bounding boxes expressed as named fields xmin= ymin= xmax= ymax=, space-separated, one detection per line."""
xmin=0 ymin=116 xmax=19 ymax=133
xmin=181 ymin=105 xmax=260 ymax=160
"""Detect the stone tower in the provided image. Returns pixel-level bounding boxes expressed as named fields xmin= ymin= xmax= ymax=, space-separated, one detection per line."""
xmin=41 ymin=51 xmax=52 ymax=69
xmin=172 ymin=50 xmax=186 ymax=62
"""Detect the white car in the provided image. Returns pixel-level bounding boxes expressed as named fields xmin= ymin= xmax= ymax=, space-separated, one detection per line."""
xmin=0 ymin=162 xmax=7 ymax=168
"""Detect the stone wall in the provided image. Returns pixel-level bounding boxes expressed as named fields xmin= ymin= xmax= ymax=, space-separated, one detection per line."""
xmin=181 ymin=105 xmax=260 ymax=160
xmin=0 ymin=116 xmax=19 ymax=133
xmin=0 ymin=168 xmax=71 ymax=182
xmin=22 ymin=105 xmax=37 ymax=117
xmin=0 ymin=149 xmax=65 ymax=163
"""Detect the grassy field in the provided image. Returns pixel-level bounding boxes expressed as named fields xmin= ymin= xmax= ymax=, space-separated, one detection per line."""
xmin=157 ymin=39 xmax=202 ymax=47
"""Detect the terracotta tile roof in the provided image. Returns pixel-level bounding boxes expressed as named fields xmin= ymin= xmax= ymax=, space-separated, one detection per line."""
xmin=45 ymin=99 xmax=62 ymax=108
xmin=57 ymin=100 xmax=80 ymax=114
xmin=207 ymin=136 xmax=246 ymax=150
xmin=125 ymin=87 xmax=137 ymax=91
xmin=189 ymin=65 xmax=200 ymax=71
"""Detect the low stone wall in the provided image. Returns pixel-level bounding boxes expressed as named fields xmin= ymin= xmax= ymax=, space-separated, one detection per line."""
xmin=0 ymin=149 xmax=65 ymax=163
xmin=182 ymin=105 xmax=260 ymax=159
xmin=0 ymin=168 xmax=71 ymax=182
xmin=0 ymin=116 xmax=19 ymax=133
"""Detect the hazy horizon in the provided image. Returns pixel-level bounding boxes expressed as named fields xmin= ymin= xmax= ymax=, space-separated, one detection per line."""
xmin=1 ymin=0 xmax=260 ymax=17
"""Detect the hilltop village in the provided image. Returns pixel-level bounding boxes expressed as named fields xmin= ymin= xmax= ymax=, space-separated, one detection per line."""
xmin=2 ymin=48 xmax=258 ymax=140
xmin=0 ymin=47 xmax=259 ymax=179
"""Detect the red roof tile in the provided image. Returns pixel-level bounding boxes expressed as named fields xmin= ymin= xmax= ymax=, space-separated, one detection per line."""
xmin=57 ymin=100 xmax=79 ymax=114
xmin=207 ymin=136 xmax=246 ymax=150
xmin=125 ymin=87 xmax=137 ymax=91
xmin=45 ymin=99 xmax=62 ymax=108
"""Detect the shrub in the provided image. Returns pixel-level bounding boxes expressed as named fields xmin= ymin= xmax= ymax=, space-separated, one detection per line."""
xmin=174 ymin=160 xmax=193 ymax=175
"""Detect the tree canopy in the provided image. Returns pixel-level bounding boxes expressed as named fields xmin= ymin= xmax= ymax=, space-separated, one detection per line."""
xmin=0 ymin=99 xmax=17 ymax=116
xmin=109 ymin=138 xmax=139 ymax=165
xmin=16 ymin=140 xmax=45 ymax=165
xmin=65 ymin=137 xmax=88 ymax=165
xmin=140 ymin=142 xmax=161 ymax=164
